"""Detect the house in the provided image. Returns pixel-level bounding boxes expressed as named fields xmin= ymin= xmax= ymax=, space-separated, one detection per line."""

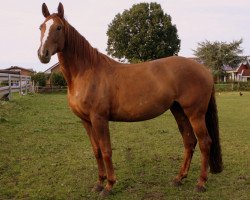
xmin=4 ymin=66 xmax=34 ymax=76
xmin=44 ymin=62 xmax=60 ymax=74
xmin=189 ymin=56 xmax=250 ymax=82
xmin=44 ymin=63 xmax=65 ymax=87
xmin=223 ymin=60 xmax=250 ymax=82
xmin=241 ymin=67 xmax=250 ymax=81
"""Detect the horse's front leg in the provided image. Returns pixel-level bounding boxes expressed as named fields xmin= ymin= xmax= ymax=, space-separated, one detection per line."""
xmin=82 ymin=120 xmax=107 ymax=192
xmin=91 ymin=115 xmax=116 ymax=197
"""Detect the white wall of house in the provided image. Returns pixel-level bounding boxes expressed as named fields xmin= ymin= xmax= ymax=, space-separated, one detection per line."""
xmin=224 ymin=71 xmax=250 ymax=82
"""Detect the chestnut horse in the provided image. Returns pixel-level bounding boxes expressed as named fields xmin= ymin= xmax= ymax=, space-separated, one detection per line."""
xmin=38 ymin=3 xmax=223 ymax=197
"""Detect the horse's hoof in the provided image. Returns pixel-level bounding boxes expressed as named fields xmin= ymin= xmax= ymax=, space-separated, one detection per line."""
xmin=195 ymin=185 xmax=207 ymax=192
xmin=99 ymin=188 xmax=111 ymax=198
xmin=91 ymin=184 xmax=104 ymax=193
xmin=172 ymin=179 xmax=182 ymax=187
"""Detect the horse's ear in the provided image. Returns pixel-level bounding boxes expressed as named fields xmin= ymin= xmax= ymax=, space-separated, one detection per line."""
xmin=42 ymin=3 xmax=50 ymax=18
xmin=58 ymin=2 xmax=64 ymax=18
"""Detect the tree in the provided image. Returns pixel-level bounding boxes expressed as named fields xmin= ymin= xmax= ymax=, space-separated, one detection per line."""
xmin=193 ymin=39 xmax=244 ymax=80
xmin=50 ymin=72 xmax=67 ymax=87
xmin=106 ymin=2 xmax=180 ymax=63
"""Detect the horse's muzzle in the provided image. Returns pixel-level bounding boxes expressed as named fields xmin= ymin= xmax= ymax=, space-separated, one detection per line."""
xmin=38 ymin=48 xmax=51 ymax=64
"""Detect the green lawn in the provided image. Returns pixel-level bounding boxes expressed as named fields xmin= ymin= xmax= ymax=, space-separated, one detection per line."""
xmin=0 ymin=92 xmax=249 ymax=199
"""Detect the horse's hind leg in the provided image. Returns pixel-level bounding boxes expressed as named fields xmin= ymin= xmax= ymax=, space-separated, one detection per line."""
xmin=170 ymin=102 xmax=197 ymax=186
xmin=185 ymin=111 xmax=212 ymax=192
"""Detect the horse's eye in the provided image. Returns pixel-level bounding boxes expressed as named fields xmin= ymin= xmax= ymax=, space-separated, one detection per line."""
xmin=57 ymin=26 xmax=62 ymax=31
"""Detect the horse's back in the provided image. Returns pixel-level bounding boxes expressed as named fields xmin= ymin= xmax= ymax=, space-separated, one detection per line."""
xmin=156 ymin=56 xmax=212 ymax=81
xmin=141 ymin=56 xmax=213 ymax=97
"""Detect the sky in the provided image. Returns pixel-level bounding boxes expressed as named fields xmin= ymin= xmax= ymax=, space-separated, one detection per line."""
xmin=0 ymin=0 xmax=249 ymax=72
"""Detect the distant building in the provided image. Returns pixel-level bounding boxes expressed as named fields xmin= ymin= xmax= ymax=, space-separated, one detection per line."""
xmin=44 ymin=63 xmax=64 ymax=86
xmin=0 ymin=69 xmax=20 ymax=75
xmin=44 ymin=63 xmax=60 ymax=74
xmin=4 ymin=66 xmax=34 ymax=76
xmin=189 ymin=56 xmax=250 ymax=82
xmin=223 ymin=60 xmax=250 ymax=82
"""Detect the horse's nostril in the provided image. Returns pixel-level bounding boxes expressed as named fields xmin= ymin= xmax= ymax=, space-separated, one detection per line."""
xmin=45 ymin=50 xmax=49 ymax=57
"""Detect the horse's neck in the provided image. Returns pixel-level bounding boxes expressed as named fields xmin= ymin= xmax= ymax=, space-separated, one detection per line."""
xmin=57 ymin=52 xmax=75 ymax=88
xmin=58 ymin=32 xmax=116 ymax=89
xmin=58 ymin=21 xmax=118 ymax=89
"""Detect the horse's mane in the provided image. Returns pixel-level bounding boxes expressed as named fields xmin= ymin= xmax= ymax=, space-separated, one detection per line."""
xmin=62 ymin=17 xmax=111 ymax=66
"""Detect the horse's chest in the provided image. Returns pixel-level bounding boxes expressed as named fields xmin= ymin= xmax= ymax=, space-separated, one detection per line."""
xmin=68 ymin=91 xmax=92 ymax=121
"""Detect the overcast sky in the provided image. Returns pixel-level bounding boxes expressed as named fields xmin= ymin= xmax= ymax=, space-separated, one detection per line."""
xmin=0 ymin=0 xmax=249 ymax=72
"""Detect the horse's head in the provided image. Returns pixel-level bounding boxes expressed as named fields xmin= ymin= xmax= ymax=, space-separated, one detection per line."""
xmin=38 ymin=3 xmax=65 ymax=63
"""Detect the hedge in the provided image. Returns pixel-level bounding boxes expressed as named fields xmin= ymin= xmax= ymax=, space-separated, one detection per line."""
xmin=215 ymin=82 xmax=250 ymax=92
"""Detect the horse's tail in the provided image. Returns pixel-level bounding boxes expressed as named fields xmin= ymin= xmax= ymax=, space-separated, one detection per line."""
xmin=206 ymin=86 xmax=223 ymax=174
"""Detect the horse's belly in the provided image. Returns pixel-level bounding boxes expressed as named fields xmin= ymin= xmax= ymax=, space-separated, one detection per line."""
xmin=110 ymin=84 xmax=175 ymax=122
xmin=110 ymin=100 xmax=171 ymax=122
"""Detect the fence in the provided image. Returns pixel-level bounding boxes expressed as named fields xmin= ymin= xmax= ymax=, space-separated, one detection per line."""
xmin=35 ymin=86 xmax=67 ymax=93
xmin=0 ymin=73 xmax=32 ymax=100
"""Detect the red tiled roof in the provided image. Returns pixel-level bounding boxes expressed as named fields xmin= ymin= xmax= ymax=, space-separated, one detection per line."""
xmin=237 ymin=64 xmax=249 ymax=73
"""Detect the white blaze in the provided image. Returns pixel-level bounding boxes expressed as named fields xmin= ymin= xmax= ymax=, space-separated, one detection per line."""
xmin=40 ymin=19 xmax=54 ymax=56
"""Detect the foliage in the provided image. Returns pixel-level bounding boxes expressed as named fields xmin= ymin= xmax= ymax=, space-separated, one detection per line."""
xmin=106 ymin=2 xmax=180 ymax=63
xmin=0 ymin=81 xmax=8 ymax=87
xmin=31 ymin=72 xmax=47 ymax=87
xmin=0 ymin=92 xmax=249 ymax=199
xmin=50 ymin=72 xmax=67 ymax=87
xmin=193 ymin=39 xmax=244 ymax=78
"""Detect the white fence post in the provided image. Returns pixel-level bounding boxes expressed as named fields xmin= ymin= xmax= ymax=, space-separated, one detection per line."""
xmin=20 ymin=75 xmax=22 ymax=94
xmin=8 ymin=74 xmax=12 ymax=99
xmin=25 ymin=77 xmax=28 ymax=94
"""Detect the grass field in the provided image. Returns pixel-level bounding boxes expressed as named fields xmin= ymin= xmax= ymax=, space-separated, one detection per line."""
xmin=0 ymin=92 xmax=249 ymax=199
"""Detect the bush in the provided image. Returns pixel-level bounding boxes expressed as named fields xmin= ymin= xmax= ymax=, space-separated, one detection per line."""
xmin=31 ymin=72 xmax=47 ymax=87
xmin=0 ymin=81 xmax=8 ymax=87
xmin=50 ymin=72 xmax=67 ymax=87
xmin=238 ymin=82 xmax=250 ymax=91
xmin=215 ymin=82 xmax=250 ymax=92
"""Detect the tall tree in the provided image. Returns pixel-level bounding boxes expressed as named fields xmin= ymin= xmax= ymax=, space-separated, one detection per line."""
xmin=193 ymin=39 xmax=244 ymax=79
xmin=106 ymin=2 xmax=180 ymax=63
